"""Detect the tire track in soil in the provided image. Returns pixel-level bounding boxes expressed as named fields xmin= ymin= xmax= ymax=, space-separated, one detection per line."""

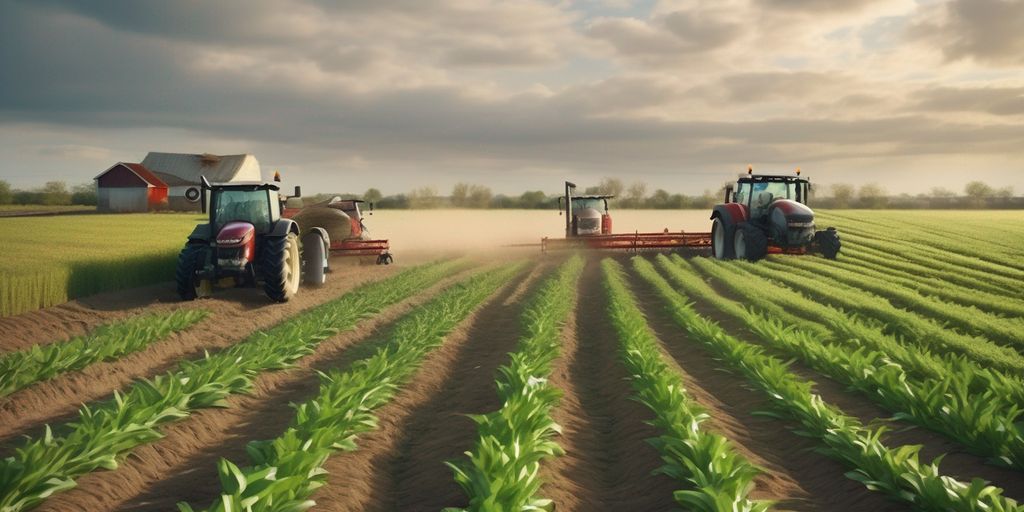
xmin=0 ymin=263 xmax=399 ymax=452
xmin=690 ymin=262 xmax=1024 ymax=500
xmin=28 ymin=264 xmax=487 ymax=512
xmin=538 ymin=257 xmax=679 ymax=512
xmin=627 ymin=259 xmax=908 ymax=512
xmin=307 ymin=260 xmax=553 ymax=512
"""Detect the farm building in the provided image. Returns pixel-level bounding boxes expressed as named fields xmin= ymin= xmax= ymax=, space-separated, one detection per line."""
xmin=94 ymin=162 xmax=169 ymax=212
xmin=142 ymin=152 xmax=262 ymax=211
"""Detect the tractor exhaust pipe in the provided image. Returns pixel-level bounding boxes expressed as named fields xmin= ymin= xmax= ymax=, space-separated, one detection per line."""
xmin=294 ymin=186 xmax=302 ymax=198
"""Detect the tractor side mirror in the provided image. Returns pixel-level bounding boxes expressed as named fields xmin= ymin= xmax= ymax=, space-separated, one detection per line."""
xmin=724 ymin=186 xmax=734 ymax=204
xmin=558 ymin=196 xmax=563 ymax=215
xmin=368 ymin=202 xmax=374 ymax=215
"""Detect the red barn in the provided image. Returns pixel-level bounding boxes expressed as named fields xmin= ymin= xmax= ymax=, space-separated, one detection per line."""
xmin=94 ymin=162 xmax=169 ymax=212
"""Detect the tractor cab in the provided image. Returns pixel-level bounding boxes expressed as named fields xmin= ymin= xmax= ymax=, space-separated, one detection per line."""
xmin=559 ymin=181 xmax=613 ymax=237
xmin=728 ymin=172 xmax=811 ymax=218
xmin=206 ymin=181 xmax=282 ymax=234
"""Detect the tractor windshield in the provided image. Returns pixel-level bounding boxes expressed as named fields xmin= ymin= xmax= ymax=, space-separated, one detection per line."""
xmin=572 ymin=198 xmax=607 ymax=212
xmin=746 ymin=181 xmax=794 ymax=216
xmin=213 ymin=189 xmax=272 ymax=233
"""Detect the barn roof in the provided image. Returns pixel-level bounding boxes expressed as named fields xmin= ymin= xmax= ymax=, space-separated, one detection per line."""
xmin=95 ymin=162 xmax=168 ymax=188
xmin=140 ymin=152 xmax=261 ymax=184
xmin=151 ymin=171 xmax=195 ymax=187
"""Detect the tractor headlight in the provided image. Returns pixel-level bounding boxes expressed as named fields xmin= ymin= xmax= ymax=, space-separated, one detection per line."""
xmin=218 ymin=238 xmax=243 ymax=244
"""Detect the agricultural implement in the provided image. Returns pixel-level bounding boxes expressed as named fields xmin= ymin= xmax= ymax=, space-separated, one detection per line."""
xmin=540 ymin=181 xmax=712 ymax=252
xmin=710 ymin=168 xmax=840 ymax=261
xmin=280 ymin=184 xmax=393 ymax=265
xmin=176 ymin=177 xmax=330 ymax=302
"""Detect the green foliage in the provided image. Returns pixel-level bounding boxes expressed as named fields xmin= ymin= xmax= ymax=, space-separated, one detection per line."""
xmin=180 ymin=261 xmax=526 ymax=512
xmin=0 ymin=259 xmax=462 ymax=511
xmin=0 ymin=213 xmax=204 ymax=317
xmin=603 ymin=259 xmax=769 ymax=512
xmin=0 ymin=309 xmax=208 ymax=397
xmin=659 ymin=256 xmax=1024 ymax=470
xmin=446 ymin=255 xmax=584 ymax=512
xmin=632 ymin=257 xmax=1024 ymax=511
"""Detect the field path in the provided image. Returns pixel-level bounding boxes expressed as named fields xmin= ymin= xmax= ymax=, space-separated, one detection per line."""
xmin=627 ymin=261 xmax=906 ymax=512
xmin=28 ymin=263 xmax=471 ymax=512
xmin=300 ymin=260 xmax=543 ymax=511
xmin=0 ymin=263 xmax=399 ymax=450
xmin=538 ymin=258 xmax=678 ymax=512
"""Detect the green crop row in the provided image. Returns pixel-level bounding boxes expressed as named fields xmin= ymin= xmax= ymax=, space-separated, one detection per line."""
xmin=656 ymin=256 xmax=1024 ymax=469
xmin=843 ymin=242 xmax=1019 ymax=298
xmin=838 ymin=231 xmax=1024 ymax=291
xmin=180 ymin=261 xmax=526 ymax=512
xmin=817 ymin=212 xmax=1024 ymax=269
xmin=444 ymin=255 xmax=583 ymax=512
xmin=769 ymin=257 xmax=1024 ymax=349
xmin=0 ymin=309 xmax=209 ymax=397
xmin=726 ymin=259 xmax=1024 ymax=374
xmin=604 ymin=259 xmax=769 ymax=512
xmin=688 ymin=256 xmax=1024 ymax=406
xmin=811 ymin=250 xmax=1024 ymax=319
xmin=0 ymin=259 xmax=464 ymax=512
xmin=633 ymin=257 xmax=1024 ymax=511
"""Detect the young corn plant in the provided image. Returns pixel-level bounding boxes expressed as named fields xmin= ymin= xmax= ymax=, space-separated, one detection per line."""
xmin=0 ymin=309 xmax=209 ymax=397
xmin=445 ymin=254 xmax=584 ymax=512
xmin=655 ymin=256 xmax=1024 ymax=470
xmin=602 ymin=259 xmax=770 ymax=512
xmin=179 ymin=261 xmax=527 ymax=512
xmin=634 ymin=258 xmax=1024 ymax=512
xmin=0 ymin=259 xmax=465 ymax=512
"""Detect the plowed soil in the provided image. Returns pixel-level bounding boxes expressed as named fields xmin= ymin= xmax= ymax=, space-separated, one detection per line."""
xmin=4 ymin=252 xmax=1021 ymax=511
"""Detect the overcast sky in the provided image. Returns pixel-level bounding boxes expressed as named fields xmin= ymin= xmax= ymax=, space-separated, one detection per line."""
xmin=1 ymin=0 xmax=1022 ymax=195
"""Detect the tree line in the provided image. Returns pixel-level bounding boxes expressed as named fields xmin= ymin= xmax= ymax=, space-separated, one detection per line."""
xmin=1 ymin=178 xmax=1018 ymax=210
xmin=0 ymin=180 xmax=97 ymax=206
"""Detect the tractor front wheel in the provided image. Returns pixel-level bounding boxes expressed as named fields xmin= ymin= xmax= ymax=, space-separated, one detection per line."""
xmin=734 ymin=223 xmax=768 ymax=262
xmin=815 ymin=228 xmax=841 ymax=259
xmin=262 ymin=233 xmax=301 ymax=302
xmin=711 ymin=218 xmax=734 ymax=260
xmin=176 ymin=243 xmax=211 ymax=300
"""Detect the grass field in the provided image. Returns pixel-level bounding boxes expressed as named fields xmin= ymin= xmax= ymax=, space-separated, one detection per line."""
xmin=0 ymin=213 xmax=202 ymax=316
xmin=1 ymin=210 xmax=1023 ymax=511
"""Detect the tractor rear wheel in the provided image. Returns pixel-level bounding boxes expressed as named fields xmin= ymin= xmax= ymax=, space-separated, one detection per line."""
xmin=262 ymin=232 xmax=301 ymax=302
xmin=302 ymin=232 xmax=327 ymax=287
xmin=176 ymin=243 xmax=210 ymax=300
xmin=734 ymin=223 xmax=768 ymax=262
xmin=711 ymin=218 xmax=734 ymax=260
xmin=815 ymin=228 xmax=841 ymax=259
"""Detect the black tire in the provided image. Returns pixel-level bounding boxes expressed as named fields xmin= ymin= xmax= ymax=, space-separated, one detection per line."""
xmin=734 ymin=222 xmax=768 ymax=262
xmin=711 ymin=217 xmax=734 ymax=260
xmin=262 ymin=232 xmax=301 ymax=302
xmin=302 ymin=232 xmax=326 ymax=287
xmin=175 ymin=243 xmax=208 ymax=300
xmin=815 ymin=228 xmax=841 ymax=260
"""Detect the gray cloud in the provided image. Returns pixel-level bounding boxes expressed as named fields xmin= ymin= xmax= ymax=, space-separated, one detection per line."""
xmin=587 ymin=9 xmax=742 ymax=59
xmin=909 ymin=0 xmax=1024 ymax=65
xmin=753 ymin=0 xmax=890 ymax=13
xmin=909 ymin=86 xmax=1024 ymax=116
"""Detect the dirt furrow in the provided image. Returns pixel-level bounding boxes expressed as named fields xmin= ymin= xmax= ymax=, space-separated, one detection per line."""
xmin=307 ymin=261 xmax=551 ymax=511
xmin=29 ymin=265 xmax=480 ymax=512
xmin=627 ymin=260 xmax=907 ymax=512
xmin=0 ymin=263 xmax=399 ymax=449
xmin=538 ymin=257 xmax=679 ymax=512
xmin=683 ymin=261 xmax=1024 ymax=499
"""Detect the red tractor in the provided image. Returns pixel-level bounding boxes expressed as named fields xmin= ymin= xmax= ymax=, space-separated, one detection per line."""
xmin=710 ymin=168 xmax=840 ymax=261
xmin=175 ymin=177 xmax=330 ymax=302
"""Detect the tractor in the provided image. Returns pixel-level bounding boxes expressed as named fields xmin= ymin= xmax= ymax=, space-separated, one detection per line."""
xmin=710 ymin=168 xmax=840 ymax=261
xmin=175 ymin=176 xmax=330 ymax=302
xmin=541 ymin=181 xmax=710 ymax=252
xmin=559 ymin=181 xmax=613 ymax=237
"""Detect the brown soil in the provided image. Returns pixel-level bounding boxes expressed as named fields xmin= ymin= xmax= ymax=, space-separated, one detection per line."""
xmin=684 ymin=260 xmax=1024 ymax=500
xmin=626 ymin=258 xmax=908 ymax=512
xmin=308 ymin=260 xmax=551 ymax=511
xmin=34 ymin=263 xmax=486 ymax=512
xmin=0 ymin=262 xmax=400 ymax=450
xmin=538 ymin=257 xmax=680 ymax=512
